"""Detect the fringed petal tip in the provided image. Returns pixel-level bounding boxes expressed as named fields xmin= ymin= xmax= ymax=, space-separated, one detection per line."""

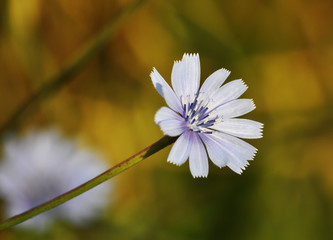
xmin=252 ymin=100 xmax=256 ymax=109
xmin=259 ymin=123 xmax=264 ymax=137
xmin=150 ymin=67 xmax=158 ymax=80
xmin=229 ymin=149 xmax=258 ymax=174
xmin=167 ymin=159 xmax=209 ymax=178
xmin=247 ymin=148 xmax=258 ymax=161
xmin=182 ymin=53 xmax=199 ymax=59
xmin=150 ymin=68 xmax=163 ymax=96
xmin=192 ymin=173 xmax=208 ymax=178
xmin=167 ymin=159 xmax=184 ymax=166
xmin=240 ymin=79 xmax=248 ymax=90
xmin=228 ymin=161 xmax=249 ymax=175
xmin=222 ymin=67 xmax=231 ymax=74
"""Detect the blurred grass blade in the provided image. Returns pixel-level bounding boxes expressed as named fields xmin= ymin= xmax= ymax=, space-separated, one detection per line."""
xmin=0 ymin=0 xmax=146 ymax=137
xmin=0 ymin=135 xmax=176 ymax=231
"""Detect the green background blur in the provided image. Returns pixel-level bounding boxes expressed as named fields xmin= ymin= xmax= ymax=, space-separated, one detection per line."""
xmin=1 ymin=0 xmax=333 ymax=239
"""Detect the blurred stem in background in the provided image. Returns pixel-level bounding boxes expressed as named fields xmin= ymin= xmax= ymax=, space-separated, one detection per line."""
xmin=0 ymin=135 xmax=176 ymax=230
xmin=0 ymin=1 xmax=9 ymax=35
xmin=0 ymin=0 xmax=146 ymax=138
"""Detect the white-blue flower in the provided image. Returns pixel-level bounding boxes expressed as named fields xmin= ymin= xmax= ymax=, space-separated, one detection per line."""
xmin=151 ymin=53 xmax=263 ymax=178
xmin=0 ymin=129 xmax=112 ymax=230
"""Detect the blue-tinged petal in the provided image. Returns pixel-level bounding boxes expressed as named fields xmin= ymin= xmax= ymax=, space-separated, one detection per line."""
xmin=215 ymin=132 xmax=257 ymax=161
xmin=227 ymin=159 xmax=249 ymax=174
xmin=210 ymin=79 xmax=248 ymax=109
xmin=150 ymin=68 xmax=183 ymax=113
xmin=168 ymin=131 xmax=192 ymax=165
xmin=214 ymin=99 xmax=256 ymax=119
xmin=213 ymin=132 xmax=258 ymax=173
xmin=212 ymin=119 xmax=263 ymax=139
xmin=203 ymin=133 xmax=254 ymax=174
xmin=199 ymin=133 xmax=228 ymax=168
xmin=199 ymin=68 xmax=230 ymax=96
xmin=189 ymin=133 xmax=209 ymax=178
xmin=154 ymin=107 xmax=183 ymax=124
xmin=182 ymin=53 xmax=200 ymax=101
xmin=171 ymin=60 xmax=184 ymax=100
xmin=158 ymin=119 xmax=186 ymax=137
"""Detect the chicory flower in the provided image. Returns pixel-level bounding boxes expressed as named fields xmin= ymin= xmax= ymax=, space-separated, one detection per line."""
xmin=151 ymin=53 xmax=263 ymax=177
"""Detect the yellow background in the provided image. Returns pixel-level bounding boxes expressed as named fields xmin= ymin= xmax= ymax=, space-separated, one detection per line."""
xmin=0 ymin=0 xmax=332 ymax=239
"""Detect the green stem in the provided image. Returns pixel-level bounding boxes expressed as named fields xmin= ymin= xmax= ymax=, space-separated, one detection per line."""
xmin=0 ymin=0 xmax=145 ymax=137
xmin=0 ymin=135 xmax=176 ymax=231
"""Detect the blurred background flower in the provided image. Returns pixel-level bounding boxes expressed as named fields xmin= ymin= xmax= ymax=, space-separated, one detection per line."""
xmin=0 ymin=0 xmax=332 ymax=239
xmin=0 ymin=129 xmax=112 ymax=231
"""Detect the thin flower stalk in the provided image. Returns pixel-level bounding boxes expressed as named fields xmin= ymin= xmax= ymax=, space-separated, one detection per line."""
xmin=0 ymin=136 xmax=176 ymax=231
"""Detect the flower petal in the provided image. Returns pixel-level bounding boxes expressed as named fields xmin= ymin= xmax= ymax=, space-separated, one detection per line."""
xmin=158 ymin=119 xmax=186 ymax=137
xmin=203 ymin=132 xmax=257 ymax=174
xmin=199 ymin=68 xmax=230 ymax=96
xmin=154 ymin=107 xmax=183 ymax=124
xmin=171 ymin=60 xmax=184 ymax=100
xmin=206 ymin=134 xmax=245 ymax=174
xmin=214 ymin=99 xmax=256 ymax=119
xmin=154 ymin=107 xmax=186 ymax=136
xmin=212 ymin=119 xmax=263 ymax=139
xmin=210 ymin=79 xmax=248 ymax=109
xmin=150 ymin=68 xmax=183 ymax=113
xmin=199 ymin=133 xmax=228 ymax=168
xmin=168 ymin=131 xmax=192 ymax=165
xmin=189 ymin=133 xmax=209 ymax=178
xmin=217 ymin=132 xmax=257 ymax=173
xmin=216 ymin=132 xmax=257 ymax=160
xmin=182 ymin=53 xmax=201 ymax=101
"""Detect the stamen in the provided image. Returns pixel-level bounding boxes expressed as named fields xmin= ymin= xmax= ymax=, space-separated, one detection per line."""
xmin=198 ymin=113 xmax=209 ymax=121
xmin=196 ymin=106 xmax=206 ymax=117
xmin=190 ymin=99 xmax=198 ymax=110
xmin=204 ymin=119 xmax=216 ymax=126
xmin=184 ymin=94 xmax=219 ymax=134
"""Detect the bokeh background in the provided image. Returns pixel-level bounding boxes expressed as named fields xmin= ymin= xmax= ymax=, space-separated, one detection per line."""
xmin=1 ymin=0 xmax=333 ymax=239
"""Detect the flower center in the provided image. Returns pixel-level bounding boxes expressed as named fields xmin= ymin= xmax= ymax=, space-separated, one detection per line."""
xmin=182 ymin=95 xmax=219 ymax=134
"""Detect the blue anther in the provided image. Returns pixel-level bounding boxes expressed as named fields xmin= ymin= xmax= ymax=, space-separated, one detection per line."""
xmin=203 ymin=120 xmax=216 ymax=127
xmin=198 ymin=113 xmax=209 ymax=121
xmin=190 ymin=99 xmax=198 ymax=111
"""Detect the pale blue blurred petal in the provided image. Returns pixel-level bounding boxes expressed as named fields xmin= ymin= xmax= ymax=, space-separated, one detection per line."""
xmin=0 ymin=130 xmax=112 ymax=230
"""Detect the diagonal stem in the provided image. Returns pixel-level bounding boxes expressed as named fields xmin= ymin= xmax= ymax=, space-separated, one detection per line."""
xmin=0 ymin=135 xmax=176 ymax=231
xmin=0 ymin=0 xmax=146 ymax=137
